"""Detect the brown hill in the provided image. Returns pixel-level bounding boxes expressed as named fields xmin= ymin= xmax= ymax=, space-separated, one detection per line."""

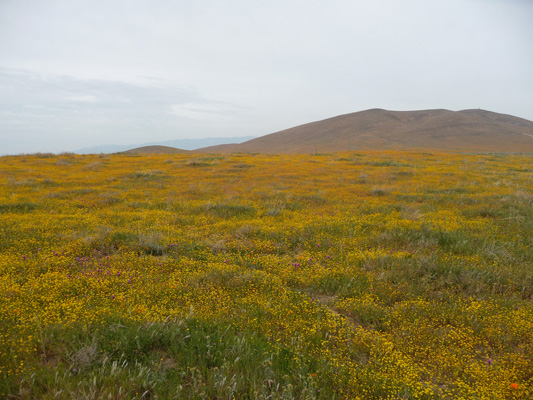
xmin=197 ymin=109 xmax=533 ymax=153
xmin=124 ymin=145 xmax=190 ymax=154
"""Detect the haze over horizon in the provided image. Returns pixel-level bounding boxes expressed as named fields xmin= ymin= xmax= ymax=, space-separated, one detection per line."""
xmin=1 ymin=0 xmax=532 ymax=155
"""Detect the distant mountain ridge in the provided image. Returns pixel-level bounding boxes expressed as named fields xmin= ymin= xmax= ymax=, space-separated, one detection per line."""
xmin=197 ymin=109 xmax=533 ymax=153
xmin=76 ymin=136 xmax=256 ymax=154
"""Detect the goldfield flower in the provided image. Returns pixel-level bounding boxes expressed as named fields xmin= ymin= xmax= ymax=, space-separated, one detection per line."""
xmin=0 ymin=151 xmax=531 ymax=398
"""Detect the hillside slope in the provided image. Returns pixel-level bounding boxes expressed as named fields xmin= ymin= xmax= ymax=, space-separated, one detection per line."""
xmin=197 ymin=109 xmax=533 ymax=153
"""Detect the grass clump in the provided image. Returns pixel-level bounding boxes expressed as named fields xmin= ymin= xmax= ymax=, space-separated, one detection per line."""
xmin=0 ymin=202 xmax=39 ymax=213
xmin=3 ymin=318 xmax=322 ymax=399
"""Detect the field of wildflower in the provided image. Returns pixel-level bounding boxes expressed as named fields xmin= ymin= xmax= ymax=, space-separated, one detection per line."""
xmin=0 ymin=150 xmax=532 ymax=399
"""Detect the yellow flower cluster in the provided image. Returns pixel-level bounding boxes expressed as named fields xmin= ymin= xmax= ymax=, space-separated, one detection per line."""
xmin=0 ymin=151 xmax=531 ymax=398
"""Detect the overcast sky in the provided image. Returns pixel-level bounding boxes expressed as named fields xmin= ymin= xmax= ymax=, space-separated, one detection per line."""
xmin=1 ymin=0 xmax=532 ymax=155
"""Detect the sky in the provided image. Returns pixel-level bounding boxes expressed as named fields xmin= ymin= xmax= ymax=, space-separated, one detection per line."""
xmin=1 ymin=0 xmax=532 ymax=155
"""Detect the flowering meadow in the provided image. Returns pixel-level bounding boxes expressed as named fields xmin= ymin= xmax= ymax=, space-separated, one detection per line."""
xmin=0 ymin=151 xmax=532 ymax=399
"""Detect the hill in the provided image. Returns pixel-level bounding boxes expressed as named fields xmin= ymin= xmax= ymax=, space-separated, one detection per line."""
xmin=197 ymin=109 xmax=533 ymax=153
xmin=124 ymin=145 xmax=190 ymax=154
xmin=76 ymin=136 xmax=256 ymax=154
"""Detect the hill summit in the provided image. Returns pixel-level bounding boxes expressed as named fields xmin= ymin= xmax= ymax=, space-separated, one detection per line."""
xmin=124 ymin=145 xmax=190 ymax=154
xmin=198 ymin=109 xmax=533 ymax=153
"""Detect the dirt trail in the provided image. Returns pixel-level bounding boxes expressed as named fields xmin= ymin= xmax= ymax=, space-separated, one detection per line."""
xmin=315 ymin=294 xmax=339 ymax=315
xmin=314 ymin=294 xmax=359 ymax=329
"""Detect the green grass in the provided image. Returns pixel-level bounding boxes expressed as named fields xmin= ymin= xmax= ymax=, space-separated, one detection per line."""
xmin=2 ymin=318 xmax=324 ymax=400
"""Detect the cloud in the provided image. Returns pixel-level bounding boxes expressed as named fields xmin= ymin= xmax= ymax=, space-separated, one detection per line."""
xmin=0 ymin=68 xmax=248 ymax=154
xmin=169 ymin=102 xmax=241 ymax=122
xmin=65 ymin=95 xmax=98 ymax=103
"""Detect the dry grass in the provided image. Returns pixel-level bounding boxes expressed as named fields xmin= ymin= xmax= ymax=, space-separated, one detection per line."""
xmin=198 ymin=108 xmax=533 ymax=153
